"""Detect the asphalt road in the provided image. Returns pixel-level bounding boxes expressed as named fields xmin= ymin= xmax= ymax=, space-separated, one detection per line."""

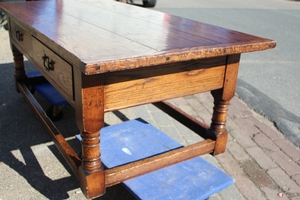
xmin=151 ymin=0 xmax=300 ymax=147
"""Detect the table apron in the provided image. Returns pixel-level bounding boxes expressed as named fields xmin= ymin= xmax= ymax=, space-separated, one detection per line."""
xmin=103 ymin=56 xmax=227 ymax=112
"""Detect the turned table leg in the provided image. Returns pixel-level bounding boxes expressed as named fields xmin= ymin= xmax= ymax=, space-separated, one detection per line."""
xmin=74 ymin=69 xmax=106 ymax=199
xmin=209 ymin=90 xmax=230 ymax=155
xmin=209 ymin=54 xmax=241 ymax=155
xmin=12 ymin=44 xmax=26 ymax=92
xmin=78 ymin=129 xmax=105 ymax=199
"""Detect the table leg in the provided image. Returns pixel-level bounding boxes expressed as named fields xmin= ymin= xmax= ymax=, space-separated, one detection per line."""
xmin=209 ymin=90 xmax=230 ymax=155
xmin=74 ymin=70 xmax=106 ymax=199
xmin=78 ymin=130 xmax=105 ymax=199
xmin=12 ymin=44 xmax=26 ymax=92
xmin=209 ymin=54 xmax=241 ymax=155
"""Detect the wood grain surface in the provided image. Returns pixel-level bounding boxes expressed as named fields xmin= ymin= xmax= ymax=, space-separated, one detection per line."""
xmin=0 ymin=0 xmax=276 ymax=75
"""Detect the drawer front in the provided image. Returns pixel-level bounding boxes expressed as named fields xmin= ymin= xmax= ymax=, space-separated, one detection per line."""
xmin=10 ymin=20 xmax=32 ymax=56
xmin=31 ymin=37 xmax=73 ymax=102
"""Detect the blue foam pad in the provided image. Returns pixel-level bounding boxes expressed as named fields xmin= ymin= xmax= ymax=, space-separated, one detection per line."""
xmin=27 ymin=71 xmax=68 ymax=106
xmin=77 ymin=119 xmax=234 ymax=200
xmin=32 ymin=83 xmax=68 ymax=106
xmin=27 ymin=70 xmax=43 ymax=78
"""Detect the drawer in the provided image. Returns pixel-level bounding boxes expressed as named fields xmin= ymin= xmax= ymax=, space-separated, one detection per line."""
xmin=31 ymin=37 xmax=73 ymax=103
xmin=10 ymin=20 xmax=32 ymax=56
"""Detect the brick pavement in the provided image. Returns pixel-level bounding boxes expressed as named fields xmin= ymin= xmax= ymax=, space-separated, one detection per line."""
xmin=1 ymin=26 xmax=300 ymax=200
xmin=168 ymin=94 xmax=300 ymax=200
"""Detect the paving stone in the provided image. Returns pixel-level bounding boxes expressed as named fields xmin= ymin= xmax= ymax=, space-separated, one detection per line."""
xmin=174 ymin=103 xmax=199 ymax=120
xmin=170 ymin=118 xmax=203 ymax=145
xmin=291 ymin=174 xmax=300 ymax=186
xmin=260 ymin=187 xmax=289 ymax=200
xmin=246 ymin=115 xmax=265 ymax=126
xmin=208 ymin=193 xmax=222 ymax=200
xmin=0 ymin=30 xmax=13 ymax=63
xmin=273 ymin=139 xmax=300 ymax=161
xmin=142 ymin=118 xmax=156 ymax=127
xmin=158 ymin=125 xmax=183 ymax=144
xmin=269 ymin=151 xmax=300 ymax=176
xmin=105 ymin=112 xmax=125 ymax=125
xmin=186 ymin=97 xmax=213 ymax=123
xmin=227 ymin=131 xmax=234 ymax=141
xmin=172 ymin=97 xmax=188 ymax=105
xmin=111 ymin=109 xmax=136 ymax=122
xmin=233 ymin=117 xmax=261 ymax=135
xmin=150 ymin=110 xmax=173 ymax=127
xmin=267 ymin=168 xmax=300 ymax=194
xmin=226 ymin=117 xmax=241 ymax=132
xmin=230 ymin=128 xmax=257 ymax=148
xmin=202 ymin=154 xmax=221 ymax=168
xmin=232 ymin=174 xmax=266 ymax=200
xmin=228 ymin=105 xmax=253 ymax=119
xmin=252 ymin=132 xmax=280 ymax=152
xmin=184 ymin=96 xmax=206 ymax=112
xmin=132 ymin=105 xmax=152 ymax=121
xmin=227 ymin=140 xmax=251 ymax=161
xmin=241 ymin=159 xmax=275 ymax=188
xmin=243 ymin=122 xmax=261 ymax=135
xmin=255 ymin=121 xmax=284 ymax=140
xmin=246 ymin=146 xmax=277 ymax=169
xmin=144 ymin=103 xmax=161 ymax=113
xmin=232 ymin=117 xmax=251 ymax=126
xmin=194 ymin=93 xmax=214 ymax=110
xmin=216 ymin=151 xmax=244 ymax=176
xmin=170 ymin=117 xmax=195 ymax=136
xmin=196 ymin=108 xmax=213 ymax=126
xmin=218 ymin=184 xmax=245 ymax=200
xmin=229 ymin=96 xmax=250 ymax=111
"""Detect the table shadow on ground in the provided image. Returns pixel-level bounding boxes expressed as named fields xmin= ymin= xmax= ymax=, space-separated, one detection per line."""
xmin=0 ymin=61 xmax=136 ymax=199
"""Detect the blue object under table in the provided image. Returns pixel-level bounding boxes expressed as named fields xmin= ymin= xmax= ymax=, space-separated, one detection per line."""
xmin=77 ymin=119 xmax=234 ymax=200
xmin=26 ymin=71 xmax=68 ymax=107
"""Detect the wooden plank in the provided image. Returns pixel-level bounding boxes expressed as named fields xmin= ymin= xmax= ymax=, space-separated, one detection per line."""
xmin=104 ymin=57 xmax=226 ymax=111
xmin=0 ymin=0 xmax=276 ymax=74
xmin=105 ymin=139 xmax=215 ymax=186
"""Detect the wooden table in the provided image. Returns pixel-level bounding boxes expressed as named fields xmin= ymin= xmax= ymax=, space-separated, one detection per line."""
xmin=0 ymin=0 xmax=276 ymax=198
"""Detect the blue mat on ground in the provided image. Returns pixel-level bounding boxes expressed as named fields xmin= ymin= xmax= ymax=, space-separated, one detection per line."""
xmin=77 ymin=119 xmax=234 ymax=200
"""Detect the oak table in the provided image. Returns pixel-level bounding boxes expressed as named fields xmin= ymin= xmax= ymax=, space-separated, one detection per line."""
xmin=0 ymin=0 xmax=276 ymax=198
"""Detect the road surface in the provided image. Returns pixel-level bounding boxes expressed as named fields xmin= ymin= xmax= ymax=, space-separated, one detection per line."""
xmin=152 ymin=0 xmax=300 ymax=147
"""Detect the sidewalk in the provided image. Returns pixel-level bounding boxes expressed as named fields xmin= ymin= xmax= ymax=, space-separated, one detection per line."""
xmin=0 ymin=28 xmax=300 ymax=200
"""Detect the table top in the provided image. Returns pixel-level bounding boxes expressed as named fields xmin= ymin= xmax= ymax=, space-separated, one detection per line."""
xmin=0 ymin=0 xmax=276 ymax=75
